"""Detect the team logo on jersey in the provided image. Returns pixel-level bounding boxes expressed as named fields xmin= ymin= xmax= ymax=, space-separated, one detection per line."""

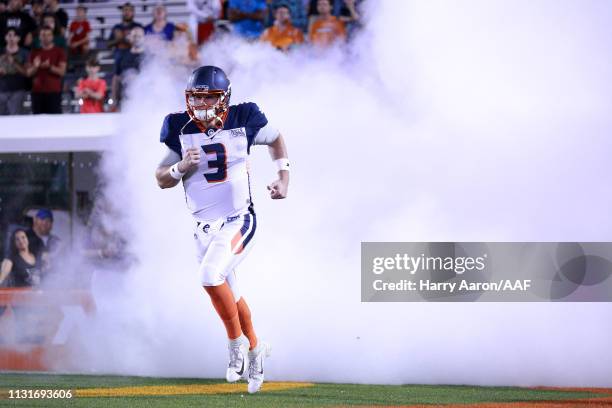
xmin=206 ymin=128 xmax=217 ymax=137
xmin=230 ymin=128 xmax=245 ymax=138
xmin=202 ymin=224 xmax=210 ymax=233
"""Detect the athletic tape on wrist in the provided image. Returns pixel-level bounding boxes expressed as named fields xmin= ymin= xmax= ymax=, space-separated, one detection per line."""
xmin=275 ymin=158 xmax=290 ymax=172
xmin=169 ymin=163 xmax=185 ymax=180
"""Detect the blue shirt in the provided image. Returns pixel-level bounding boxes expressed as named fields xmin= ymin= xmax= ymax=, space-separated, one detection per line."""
xmin=144 ymin=22 xmax=177 ymax=41
xmin=228 ymin=0 xmax=267 ymax=39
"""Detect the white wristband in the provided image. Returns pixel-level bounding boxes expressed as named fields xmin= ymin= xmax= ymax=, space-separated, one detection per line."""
xmin=275 ymin=158 xmax=290 ymax=172
xmin=169 ymin=163 xmax=185 ymax=180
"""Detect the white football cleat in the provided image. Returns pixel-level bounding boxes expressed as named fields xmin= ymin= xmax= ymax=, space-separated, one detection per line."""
xmin=226 ymin=341 xmax=248 ymax=383
xmin=247 ymin=342 xmax=271 ymax=394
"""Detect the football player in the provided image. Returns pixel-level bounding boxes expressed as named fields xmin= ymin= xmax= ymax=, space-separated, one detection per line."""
xmin=155 ymin=66 xmax=290 ymax=393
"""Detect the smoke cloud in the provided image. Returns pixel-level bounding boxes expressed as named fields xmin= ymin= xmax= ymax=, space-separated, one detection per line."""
xmin=71 ymin=0 xmax=612 ymax=387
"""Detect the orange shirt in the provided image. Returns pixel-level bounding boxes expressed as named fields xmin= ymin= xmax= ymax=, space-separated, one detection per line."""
xmin=77 ymin=77 xmax=107 ymax=113
xmin=260 ymin=23 xmax=304 ymax=51
xmin=308 ymin=16 xmax=346 ymax=47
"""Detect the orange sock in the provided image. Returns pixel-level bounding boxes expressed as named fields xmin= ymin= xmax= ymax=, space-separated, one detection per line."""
xmin=204 ymin=283 xmax=242 ymax=340
xmin=237 ymin=297 xmax=258 ymax=350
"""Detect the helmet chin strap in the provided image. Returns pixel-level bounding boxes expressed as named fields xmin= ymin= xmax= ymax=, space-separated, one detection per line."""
xmin=193 ymin=107 xmax=224 ymax=134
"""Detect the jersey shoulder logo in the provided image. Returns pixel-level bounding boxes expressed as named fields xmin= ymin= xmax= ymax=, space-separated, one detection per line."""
xmin=230 ymin=128 xmax=246 ymax=138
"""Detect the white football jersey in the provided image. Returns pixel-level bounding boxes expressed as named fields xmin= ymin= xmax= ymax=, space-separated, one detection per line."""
xmin=180 ymin=128 xmax=252 ymax=221
xmin=160 ymin=102 xmax=278 ymax=222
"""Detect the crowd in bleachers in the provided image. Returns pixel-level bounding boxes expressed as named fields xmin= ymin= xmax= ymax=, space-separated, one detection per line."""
xmin=0 ymin=0 xmax=362 ymax=115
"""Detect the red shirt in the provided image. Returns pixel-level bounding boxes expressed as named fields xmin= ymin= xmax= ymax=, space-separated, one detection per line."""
xmin=29 ymin=47 xmax=67 ymax=93
xmin=69 ymin=20 xmax=91 ymax=44
xmin=77 ymin=77 xmax=107 ymax=113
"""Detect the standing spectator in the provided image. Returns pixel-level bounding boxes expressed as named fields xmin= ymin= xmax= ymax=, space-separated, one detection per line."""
xmin=260 ymin=3 xmax=303 ymax=51
xmin=26 ymin=209 xmax=60 ymax=258
xmin=144 ymin=4 xmax=177 ymax=42
xmin=268 ymin=0 xmax=306 ymax=32
xmin=227 ymin=0 xmax=266 ymax=40
xmin=0 ymin=0 xmax=36 ymax=49
xmin=308 ymin=0 xmax=345 ymax=47
xmin=74 ymin=57 xmax=106 ymax=114
xmin=187 ymin=0 xmax=221 ymax=45
xmin=26 ymin=26 xmax=66 ymax=114
xmin=0 ymin=229 xmax=43 ymax=287
xmin=32 ymin=14 xmax=67 ymax=49
xmin=0 ymin=28 xmax=29 ymax=115
xmin=111 ymin=26 xmax=144 ymax=110
xmin=108 ymin=2 xmax=143 ymax=54
xmin=43 ymin=0 xmax=68 ymax=36
xmin=68 ymin=6 xmax=91 ymax=56
xmin=31 ymin=0 xmax=45 ymax=29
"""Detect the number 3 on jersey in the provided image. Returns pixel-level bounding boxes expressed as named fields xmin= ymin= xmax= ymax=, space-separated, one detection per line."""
xmin=202 ymin=143 xmax=227 ymax=182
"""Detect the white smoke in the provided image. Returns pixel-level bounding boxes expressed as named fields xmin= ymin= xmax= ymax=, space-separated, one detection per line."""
xmin=71 ymin=0 xmax=612 ymax=386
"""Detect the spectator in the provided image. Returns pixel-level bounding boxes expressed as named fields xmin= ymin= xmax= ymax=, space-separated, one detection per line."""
xmin=227 ymin=0 xmax=266 ymax=40
xmin=68 ymin=6 xmax=91 ymax=56
xmin=0 ymin=228 xmax=43 ymax=287
xmin=43 ymin=0 xmax=68 ymax=36
xmin=111 ymin=26 xmax=145 ymax=110
xmin=0 ymin=0 xmax=36 ymax=49
xmin=26 ymin=209 xmax=60 ymax=258
xmin=260 ymin=3 xmax=304 ymax=51
xmin=144 ymin=4 xmax=177 ymax=42
xmin=108 ymin=2 xmax=143 ymax=53
xmin=74 ymin=57 xmax=106 ymax=114
xmin=308 ymin=0 xmax=360 ymax=23
xmin=268 ymin=0 xmax=307 ymax=32
xmin=0 ymin=0 xmax=5 ymax=14
xmin=31 ymin=0 xmax=45 ymax=29
xmin=308 ymin=0 xmax=345 ymax=47
xmin=0 ymin=28 xmax=29 ymax=115
xmin=26 ymin=27 xmax=66 ymax=114
xmin=32 ymin=14 xmax=67 ymax=49
xmin=187 ymin=0 xmax=221 ymax=45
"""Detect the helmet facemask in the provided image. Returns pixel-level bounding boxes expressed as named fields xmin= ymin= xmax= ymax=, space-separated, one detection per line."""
xmin=185 ymin=87 xmax=231 ymax=131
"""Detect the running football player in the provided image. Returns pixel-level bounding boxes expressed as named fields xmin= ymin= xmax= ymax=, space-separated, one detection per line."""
xmin=155 ymin=66 xmax=290 ymax=393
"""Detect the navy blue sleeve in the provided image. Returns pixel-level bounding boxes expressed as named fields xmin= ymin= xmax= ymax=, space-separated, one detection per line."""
xmin=160 ymin=114 xmax=183 ymax=158
xmin=244 ymin=103 xmax=268 ymax=151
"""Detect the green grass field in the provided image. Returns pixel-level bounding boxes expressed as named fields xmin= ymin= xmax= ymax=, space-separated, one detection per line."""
xmin=1 ymin=373 xmax=610 ymax=407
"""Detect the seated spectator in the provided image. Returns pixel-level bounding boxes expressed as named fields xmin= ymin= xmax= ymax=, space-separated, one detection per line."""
xmin=0 ymin=228 xmax=43 ymax=287
xmin=145 ymin=4 xmax=177 ymax=42
xmin=308 ymin=0 xmax=360 ymax=24
xmin=260 ymin=3 xmax=304 ymax=51
xmin=0 ymin=0 xmax=36 ymax=49
xmin=68 ymin=6 xmax=91 ymax=56
xmin=111 ymin=26 xmax=145 ymax=110
xmin=227 ymin=0 xmax=266 ymax=40
xmin=74 ymin=57 xmax=106 ymax=114
xmin=32 ymin=14 xmax=67 ymax=49
xmin=108 ymin=2 xmax=143 ymax=54
xmin=26 ymin=209 xmax=60 ymax=258
xmin=268 ymin=0 xmax=307 ymax=32
xmin=0 ymin=28 xmax=29 ymax=115
xmin=308 ymin=0 xmax=345 ymax=47
xmin=187 ymin=0 xmax=221 ymax=45
xmin=43 ymin=0 xmax=68 ymax=36
xmin=26 ymin=28 xmax=66 ymax=114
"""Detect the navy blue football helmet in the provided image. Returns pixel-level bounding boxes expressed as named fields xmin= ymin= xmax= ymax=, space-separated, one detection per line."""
xmin=185 ymin=66 xmax=232 ymax=129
